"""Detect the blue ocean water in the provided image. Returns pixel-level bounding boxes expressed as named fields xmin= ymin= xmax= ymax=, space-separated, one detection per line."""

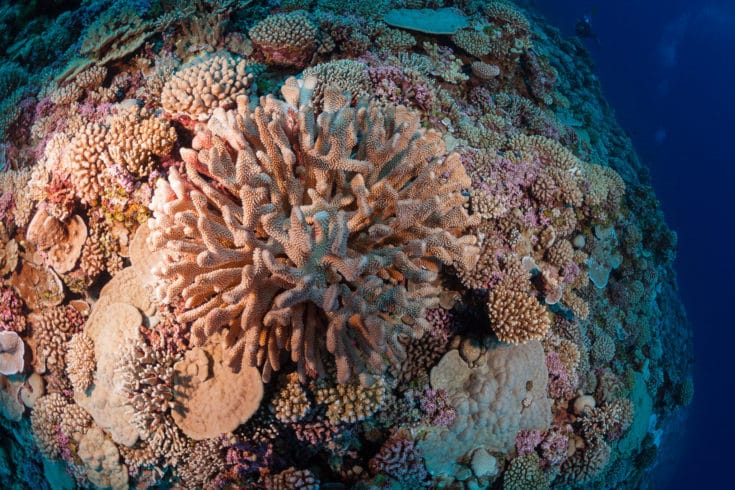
xmin=534 ymin=0 xmax=735 ymax=487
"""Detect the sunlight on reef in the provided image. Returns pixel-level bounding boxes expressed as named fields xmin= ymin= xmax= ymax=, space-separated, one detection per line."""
xmin=0 ymin=1 xmax=693 ymax=488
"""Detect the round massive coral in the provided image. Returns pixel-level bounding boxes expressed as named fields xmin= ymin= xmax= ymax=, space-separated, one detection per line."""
xmin=148 ymin=78 xmax=479 ymax=384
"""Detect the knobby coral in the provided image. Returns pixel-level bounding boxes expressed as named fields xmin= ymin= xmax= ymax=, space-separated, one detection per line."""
xmin=148 ymin=78 xmax=479 ymax=384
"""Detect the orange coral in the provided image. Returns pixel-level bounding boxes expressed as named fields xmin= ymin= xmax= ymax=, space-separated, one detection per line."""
xmin=148 ymin=79 xmax=479 ymax=383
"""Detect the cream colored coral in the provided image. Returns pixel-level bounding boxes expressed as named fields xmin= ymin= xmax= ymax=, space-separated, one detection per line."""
xmin=547 ymin=239 xmax=574 ymax=269
xmin=267 ymin=467 xmax=319 ymax=490
xmin=272 ymin=373 xmax=311 ymax=424
xmin=471 ymin=61 xmax=501 ymax=79
xmin=29 ymin=305 xmax=84 ymax=374
xmin=78 ymin=426 xmax=129 ymax=490
xmin=65 ymin=122 xmax=111 ymax=205
xmin=26 ymin=209 xmax=87 ymax=273
xmin=0 ymin=331 xmax=24 ymax=375
xmin=452 ymin=29 xmax=492 ymax=57
xmin=562 ymin=289 xmax=589 ymax=320
xmin=31 ymin=393 xmax=68 ymax=459
xmin=161 ymin=52 xmax=254 ymax=118
xmin=116 ymin=336 xmax=179 ymax=439
xmin=248 ymin=10 xmax=318 ymax=67
xmin=148 ymin=78 xmax=479 ymax=384
xmin=107 ymin=103 xmax=177 ymax=177
xmin=175 ymin=437 xmax=226 ymax=487
xmin=171 ymin=336 xmax=263 ymax=440
xmin=74 ymin=301 xmax=143 ymax=447
xmin=59 ymin=402 xmax=93 ymax=443
xmin=487 ymin=287 xmax=550 ymax=343
xmin=0 ymin=167 xmax=33 ymax=226
xmin=47 ymin=65 xmax=108 ymax=105
xmin=301 ymin=59 xmax=370 ymax=108
xmin=316 ymin=377 xmax=386 ymax=424
xmin=66 ymin=332 xmax=96 ymax=393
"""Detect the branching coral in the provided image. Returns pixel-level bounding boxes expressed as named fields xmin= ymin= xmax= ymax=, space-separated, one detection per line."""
xmin=30 ymin=392 xmax=68 ymax=459
xmin=107 ymin=103 xmax=177 ymax=178
xmin=249 ymin=10 xmax=319 ymax=68
xmin=161 ymin=52 xmax=255 ymax=118
xmin=487 ymin=287 xmax=551 ymax=344
xmin=0 ymin=283 xmax=25 ymax=332
xmin=315 ymin=377 xmax=386 ymax=424
xmin=116 ymin=336 xmax=179 ymax=439
xmin=29 ymin=304 xmax=85 ymax=376
xmin=148 ymin=78 xmax=479 ymax=384
xmin=368 ymin=429 xmax=428 ymax=485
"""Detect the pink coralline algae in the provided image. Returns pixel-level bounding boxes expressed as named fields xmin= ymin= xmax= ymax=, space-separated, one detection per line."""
xmin=425 ymin=308 xmax=453 ymax=341
xmin=546 ymin=351 xmax=578 ymax=400
xmin=367 ymin=62 xmax=435 ymax=112
xmin=515 ymin=429 xmax=544 ymax=457
xmin=539 ymin=425 xmax=571 ymax=467
xmin=419 ymin=388 xmax=457 ymax=427
xmin=0 ymin=192 xmax=13 ymax=225
xmin=0 ymin=284 xmax=25 ymax=333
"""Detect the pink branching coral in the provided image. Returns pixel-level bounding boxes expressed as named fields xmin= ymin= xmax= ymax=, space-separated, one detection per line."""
xmin=546 ymin=351 xmax=577 ymax=400
xmin=539 ymin=425 xmax=570 ymax=467
xmin=368 ymin=430 xmax=428 ymax=486
xmin=366 ymin=63 xmax=435 ymax=112
xmin=515 ymin=429 xmax=543 ymax=457
xmin=148 ymin=78 xmax=479 ymax=384
xmin=0 ymin=283 xmax=26 ymax=333
xmin=418 ymin=388 xmax=456 ymax=427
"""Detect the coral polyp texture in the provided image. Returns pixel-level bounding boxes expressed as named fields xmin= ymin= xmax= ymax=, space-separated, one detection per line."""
xmin=0 ymin=1 xmax=693 ymax=489
xmin=148 ymin=78 xmax=478 ymax=384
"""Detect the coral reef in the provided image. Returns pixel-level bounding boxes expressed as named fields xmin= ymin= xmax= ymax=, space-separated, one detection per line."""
xmin=0 ymin=1 xmax=694 ymax=488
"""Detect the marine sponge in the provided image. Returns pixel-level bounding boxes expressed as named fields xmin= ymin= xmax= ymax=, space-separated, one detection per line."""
xmin=487 ymin=287 xmax=551 ymax=344
xmin=148 ymin=78 xmax=479 ymax=384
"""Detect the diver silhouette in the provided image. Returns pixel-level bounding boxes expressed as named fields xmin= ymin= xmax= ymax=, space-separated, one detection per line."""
xmin=575 ymin=14 xmax=601 ymax=46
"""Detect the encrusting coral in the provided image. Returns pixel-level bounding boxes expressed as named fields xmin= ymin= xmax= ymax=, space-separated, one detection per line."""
xmin=148 ymin=77 xmax=479 ymax=384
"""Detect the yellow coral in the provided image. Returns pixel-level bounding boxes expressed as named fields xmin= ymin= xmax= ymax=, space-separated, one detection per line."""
xmin=487 ymin=287 xmax=550 ymax=343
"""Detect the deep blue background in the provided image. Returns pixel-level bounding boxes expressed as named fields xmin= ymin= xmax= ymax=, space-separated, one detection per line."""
xmin=533 ymin=0 xmax=735 ymax=486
